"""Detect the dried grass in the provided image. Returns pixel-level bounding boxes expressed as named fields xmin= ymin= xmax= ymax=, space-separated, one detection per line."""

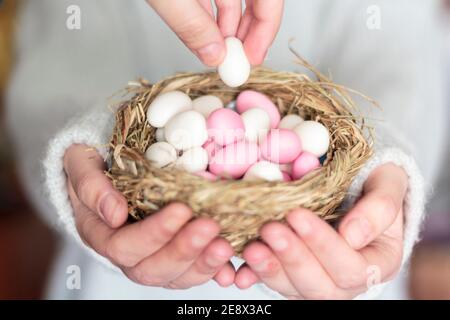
xmin=107 ymin=54 xmax=374 ymax=253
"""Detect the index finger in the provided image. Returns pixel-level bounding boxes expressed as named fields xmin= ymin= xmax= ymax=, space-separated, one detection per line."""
xmin=147 ymin=0 xmax=226 ymax=66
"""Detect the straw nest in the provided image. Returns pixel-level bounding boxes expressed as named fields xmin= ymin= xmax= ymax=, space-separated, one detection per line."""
xmin=107 ymin=55 xmax=374 ymax=254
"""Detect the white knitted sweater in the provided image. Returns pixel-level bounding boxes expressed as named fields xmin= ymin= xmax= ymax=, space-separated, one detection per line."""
xmin=6 ymin=0 xmax=447 ymax=299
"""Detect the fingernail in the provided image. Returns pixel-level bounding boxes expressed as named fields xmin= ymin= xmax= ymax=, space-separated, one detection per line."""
xmin=99 ymin=193 xmax=121 ymax=225
xmin=191 ymin=234 xmax=210 ymax=248
xmin=206 ymin=254 xmax=227 ymax=268
xmin=196 ymin=42 xmax=223 ymax=66
xmin=295 ymin=219 xmax=312 ymax=236
xmin=344 ymin=217 xmax=371 ymax=249
xmin=270 ymin=236 xmax=288 ymax=251
xmin=253 ymin=260 xmax=269 ymax=272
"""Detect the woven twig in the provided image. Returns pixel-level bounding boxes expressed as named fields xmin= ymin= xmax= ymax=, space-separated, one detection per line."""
xmin=107 ymin=58 xmax=374 ymax=254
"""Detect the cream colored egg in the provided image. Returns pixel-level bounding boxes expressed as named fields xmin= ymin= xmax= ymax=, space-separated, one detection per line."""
xmin=218 ymin=37 xmax=251 ymax=88
xmin=176 ymin=147 xmax=209 ymax=173
xmin=192 ymin=95 xmax=224 ymax=118
xmin=165 ymin=110 xmax=209 ymax=150
xmin=294 ymin=121 xmax=330 ymax=157
xmin=241 ymin=108 xmax=271 ymax=143
xmin=155 ymin=128 xmax=165 ymax=142
xmin=279 ymin=114 xmax=304 ymax=130
xmin=145 ymin=142 xmax=177 ymax=168
xmin=146 ymin=91 xmax=192 ymax=128
xmin=244 ymin=161 xmax=284 ymax=182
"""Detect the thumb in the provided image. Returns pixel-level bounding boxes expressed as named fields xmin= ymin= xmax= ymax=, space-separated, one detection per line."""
xmin=64 ymin=144 xmax=128 ymax=228
xmin=339 ymin=163 xmax=408 ymax=249
xmin=147 ymin=0 xmax=226 ymax=66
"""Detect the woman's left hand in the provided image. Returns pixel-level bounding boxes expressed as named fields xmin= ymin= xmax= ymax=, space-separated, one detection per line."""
xmin=235 ymin=163 xmax=408 ymax=299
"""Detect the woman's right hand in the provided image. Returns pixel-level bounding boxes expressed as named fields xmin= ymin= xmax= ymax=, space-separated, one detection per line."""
xmin=63 ymin=144 xmax=235 ymax=289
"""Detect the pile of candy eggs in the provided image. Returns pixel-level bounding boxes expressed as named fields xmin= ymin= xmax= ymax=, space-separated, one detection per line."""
xmin=145 ymin=89 xmax=330 ymax=183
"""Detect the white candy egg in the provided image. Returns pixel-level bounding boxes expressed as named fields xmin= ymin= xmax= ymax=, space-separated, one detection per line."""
xmin=165 ymin=110 xmax=208 ymax=150
xmin=244 ymin=161 xmax=284 ymax=182
xmin=218 ymin=37 xmax=251 ymax=88
xmin=155 ymin=128 xmax=165 ymax=142
xmin=145 ymin=142 xmax=177 ymax=168
xmin=294 ymin=121 xmax=330 ymax=157
xmin=241 ymin=108 xmax=271 ymax=143
xmin=176 ymin=147 xmax=209 ymax=173
xmin=147 ymin=91 xmax=192 ymax=128
xmin=192 ymin=95 xmax=224 ymax=118
xmin=279 ymin=114 xmax=304 ymax=130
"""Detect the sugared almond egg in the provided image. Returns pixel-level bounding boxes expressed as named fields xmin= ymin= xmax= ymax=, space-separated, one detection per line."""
xmin=292 ymin=152 xmax=321 ymax=180
xmin=145 ymin=142 xmax=177 ymax=168
xmin=241 ymin=108 xmax=271 ymax=143
xmin=278 ymin=163 xmax=293 ymax=175
xmin=209 ymin=141 xmax=259 ymax=179
xmin=192 ymin=95 xmax=224 ymax=118
xmin=218 ymin=37 xmax=251 ymax=88
xmin=244 ymin=161 xmax=283 ymax=182
xmin=195 ymin=171 xmax=219 ymax=181
xmin=207 ymin=108 xmax=245 ymax=146
xmin=294 ymin=121 xmax=330 ymax=157
xmin=155 ymin=128 xmax=165 ymax=142
xmin=279 ymin=114 xmax=304 ymax=130
xmin=282 ymin=171 xmax=293 ymax=182
xmin=176 ymin=146 xmax=209 ymax=173
xmin=147 ymin=91 xmax=192 ymax=128
xmin=165 ymin=110 xmax=208 ymax=150
xmin=236 ymin=90 xmax=280 ymax=128
xmin=260 ymin=129 xmax=302 ymax=164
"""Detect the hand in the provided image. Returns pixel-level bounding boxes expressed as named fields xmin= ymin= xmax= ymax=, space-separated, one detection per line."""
xmin=234 ymin=163 xmax=408 ymax=299
xmin=64 ymin=144 xmax=235 ymax=289
xmin=146 ymin=0 xmax=284 ymax=66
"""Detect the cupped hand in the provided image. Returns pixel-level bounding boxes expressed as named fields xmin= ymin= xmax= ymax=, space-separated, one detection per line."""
xmin=234 ymin=163 xmax=408 ymax=299
xmin=64 ymin=144 xmax=235 ymax=289
xmin=146 ymin=0 xmax=284 ymax=66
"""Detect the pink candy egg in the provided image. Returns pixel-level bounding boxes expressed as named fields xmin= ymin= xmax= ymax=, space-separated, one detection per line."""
xmin=207 ymin=108 xmax=245 ymax=146
xmin=236 ymin=90 xmax=281 ymax=128
xmin=292 ymin=152 xmax=321 ymax=180
xmin=260 ymin=129 xmax=302 ymax=164
xmin=209 ymin=141 xmax=259 ymax=179
xmin=282 ymin=171 xmax=292 ymax=182
xmin=195 ymin=171 xmax=219 ymax=181
xmin=202 ymin=139 xmax=221 ymax=160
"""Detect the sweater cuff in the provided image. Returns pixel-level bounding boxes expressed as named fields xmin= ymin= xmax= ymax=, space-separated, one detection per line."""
xmin=346 ymin=147 xmax=426 ymax=299
xmin=43 ymin=103 xmax=120 ymax=272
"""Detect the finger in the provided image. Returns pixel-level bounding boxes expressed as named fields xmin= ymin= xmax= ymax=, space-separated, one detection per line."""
xmin=236 ymin=5 xmax=253 ymax=40
xmin=125 ymin=218 xmax=220 ymax=286
xmin=242 ymin=0 xmax=283 ymax=65
xmin=215 ymin=0 xmax=242 ymax=37
xmin=198 ymin=0 xmax=214 ymax=16
xmin=64 ymin=144 xmax=128 ymax=228
xmin=339 ymin=163 xmax=408 ymax=249
xmin=239 ymin=241 xmax=298 ymax=296
xmin=234 ymin=264 xmax=259 ymax=289
xmin=168 ymin=237 xmax=234 ymax=289
xmin=68 ymin=182 xmax=114 ymax=256
xmin=147 ymin=0 xmax=226 ymax=66
xmin=214 ymin=262 xmax=236 ymax=287
xmin=105 ymin=203 xmax=192 ymax=267
xmin=359 ymin=210 xmax=404 ymax=282
xmin=261 ymin=222 xmax=344 ymax=299
xmin=287 ymin=209 xmax=370 ymax=291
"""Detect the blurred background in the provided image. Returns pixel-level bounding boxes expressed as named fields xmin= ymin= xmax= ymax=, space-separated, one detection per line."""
xmin=0 ymin=0 xmax=448 ymax=299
